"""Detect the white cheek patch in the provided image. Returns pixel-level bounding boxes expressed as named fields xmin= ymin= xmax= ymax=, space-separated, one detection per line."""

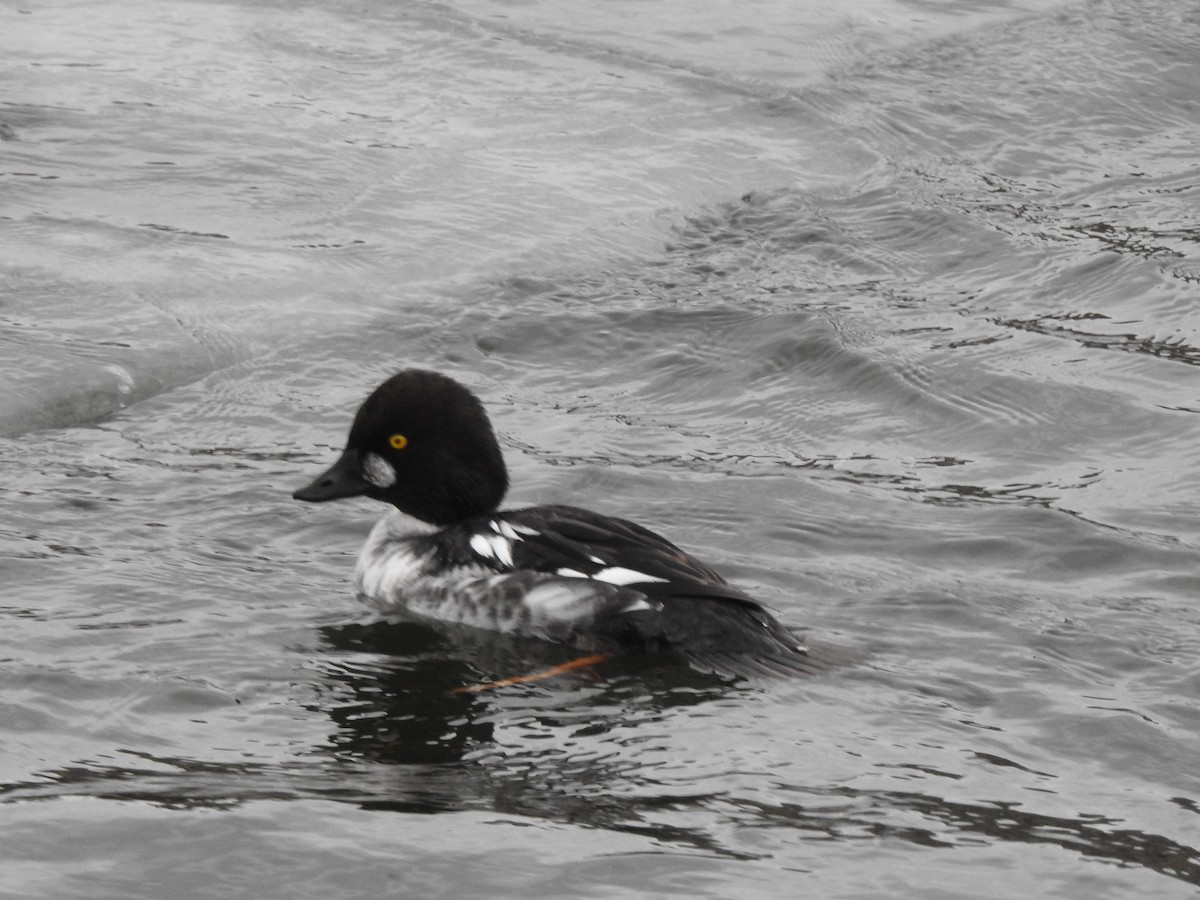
xmin=469 ymin=532 xmax=515 ymax=567
xmin=362 ymin=452 xmax=397 ymax=489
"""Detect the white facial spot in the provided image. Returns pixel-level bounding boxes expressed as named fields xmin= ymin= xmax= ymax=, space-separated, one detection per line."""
xmin=362 ymin=452 xmax=396 ymax=488
xmin=469 ymin=532 xmax=514 ymax=567
xmin=591 ymin=566 xmax=668 ymax=586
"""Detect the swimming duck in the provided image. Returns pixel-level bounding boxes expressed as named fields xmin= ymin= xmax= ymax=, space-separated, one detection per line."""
xmin=294 ymin=369 xmax=831 ymax=678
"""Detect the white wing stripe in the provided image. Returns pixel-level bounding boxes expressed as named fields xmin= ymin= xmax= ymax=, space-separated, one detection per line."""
xmin=469 ymin=532 xmax=515 ymax=567
xmin=491 ymin=519 xmax=524 ymax=541
xmin=552 ymin=564 xmax=668 ymax=585
xmin=593 ymin=566 xmax=668 ymax=586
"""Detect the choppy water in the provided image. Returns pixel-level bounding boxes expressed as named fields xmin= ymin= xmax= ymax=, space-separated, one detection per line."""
xmin=4 ymin=0 xmax=1200 ymax=896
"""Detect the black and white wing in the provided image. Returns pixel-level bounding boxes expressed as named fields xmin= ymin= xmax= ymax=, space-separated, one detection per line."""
xmin=445 ymin=504 xmax=730 ymax=588
xmin=429 ymin=505 xmax=838 ymax=676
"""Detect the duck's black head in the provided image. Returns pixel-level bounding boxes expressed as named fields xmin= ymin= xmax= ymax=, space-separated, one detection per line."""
xmin=293 ymin=369 xmax=509 ymax=525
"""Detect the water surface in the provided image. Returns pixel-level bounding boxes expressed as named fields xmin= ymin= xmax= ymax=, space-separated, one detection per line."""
xmin=3 ymin=0 xmax=1200 ymax=896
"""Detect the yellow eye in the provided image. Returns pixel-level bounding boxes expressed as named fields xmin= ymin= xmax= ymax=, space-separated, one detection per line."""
xmin=388 ymin=434 xmax=408 ymax=450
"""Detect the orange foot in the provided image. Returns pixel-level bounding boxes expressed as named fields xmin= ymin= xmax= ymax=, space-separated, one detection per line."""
xmin=450 ymin=653 xmax=614 ymax=694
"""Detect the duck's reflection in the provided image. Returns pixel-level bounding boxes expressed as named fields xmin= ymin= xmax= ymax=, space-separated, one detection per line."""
xmin=314 ymin=618 xmax=737 ymax=766
xmin=315 ymin=620 xmax=493 ymax=765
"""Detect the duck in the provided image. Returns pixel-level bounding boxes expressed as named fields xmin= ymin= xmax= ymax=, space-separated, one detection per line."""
xmin=293 ymin=369 xmax=834 ymax=679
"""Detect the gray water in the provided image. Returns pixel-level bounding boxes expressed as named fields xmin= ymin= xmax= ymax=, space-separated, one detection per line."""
xmin=3 ymin=0 xmax=1200 ymax=896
